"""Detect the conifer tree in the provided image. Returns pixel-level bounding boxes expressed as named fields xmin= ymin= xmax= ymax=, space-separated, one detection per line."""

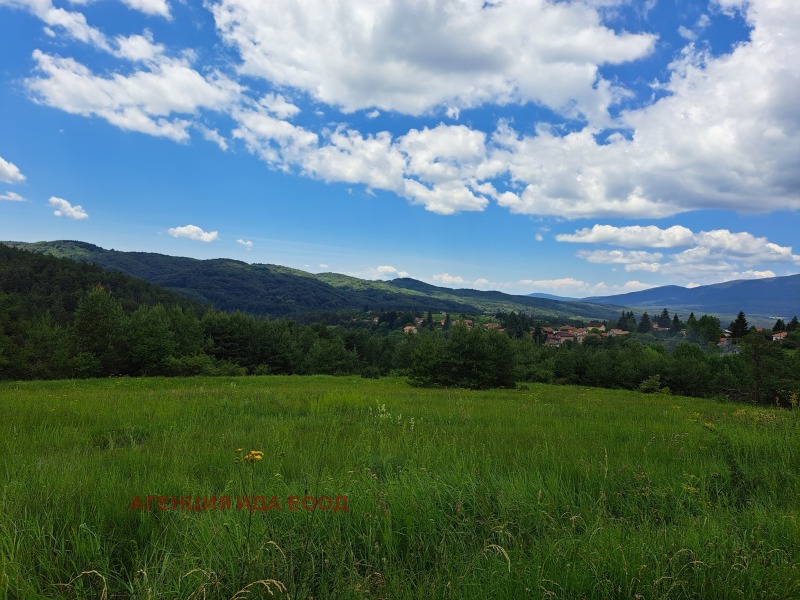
xmin=730 ymin=311 xmax=749 ymax=339
xmin=638 ymin=312 xmax=653 ymax=333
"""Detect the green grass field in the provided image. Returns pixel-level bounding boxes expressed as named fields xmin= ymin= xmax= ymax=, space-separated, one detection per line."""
xmin=1 ymin=376 xmax=798 ymax=599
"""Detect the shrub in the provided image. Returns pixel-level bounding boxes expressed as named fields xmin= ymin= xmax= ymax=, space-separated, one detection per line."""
xmin=164 ymin=354 xmax=217 ymax=377
xmin=639 ymin=374 xmax=663 ymax=394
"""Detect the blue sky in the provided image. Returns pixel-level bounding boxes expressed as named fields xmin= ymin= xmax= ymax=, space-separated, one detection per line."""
xmin=1 ymin=0 xmax=798 ymax=298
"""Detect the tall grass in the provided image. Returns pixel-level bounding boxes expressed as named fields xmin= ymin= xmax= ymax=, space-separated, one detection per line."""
xmin=1 ymin=376 xmax=798 ymax=598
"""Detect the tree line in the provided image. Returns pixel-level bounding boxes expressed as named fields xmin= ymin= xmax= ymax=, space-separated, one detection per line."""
xmin=1 ymin=284 xmax=798 ymax=406
xmin=2 ymin=244 xmax=797 ymax=404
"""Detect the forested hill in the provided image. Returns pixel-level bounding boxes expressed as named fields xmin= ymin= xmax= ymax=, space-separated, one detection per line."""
xmin=2 ymin=240 xmax=621 ymax=321
xmin=0 ymin=243 xmax=201 ymax=324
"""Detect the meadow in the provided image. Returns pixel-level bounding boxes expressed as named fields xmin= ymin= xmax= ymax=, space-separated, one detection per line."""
xmin=1 ymin=376 xmax=798 ymax=599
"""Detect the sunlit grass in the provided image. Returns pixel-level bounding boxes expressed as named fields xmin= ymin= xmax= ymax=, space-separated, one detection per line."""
xmin=1 ymin=376 xmax=798 ymax=598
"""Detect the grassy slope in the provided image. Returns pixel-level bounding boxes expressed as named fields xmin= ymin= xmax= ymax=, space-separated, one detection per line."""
xmin=2 ymin=241 xmax=620 ymax=321
xmin=1 ymin=377 xmax=797 ymax=599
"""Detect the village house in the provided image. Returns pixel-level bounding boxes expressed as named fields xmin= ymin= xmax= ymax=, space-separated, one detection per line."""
xmin=553 ymin=331 xmax=576 ymax=345
xmin=772 ymin=331 xmax=788 ymax=342
xmin=545 ymin=335 xmax=562 ymax=347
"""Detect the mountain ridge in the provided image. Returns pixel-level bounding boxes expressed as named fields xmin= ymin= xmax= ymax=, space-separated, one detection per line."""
xmin=5 ymin=240 xmax=796 ymax=324
xmin=585 ymin=276 xmax=800 ymax=321
xmin=2 ymin=240 xmax=620 ymax=321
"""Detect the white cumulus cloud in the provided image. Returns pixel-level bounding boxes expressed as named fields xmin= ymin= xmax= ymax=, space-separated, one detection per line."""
xmin=557 ymin=225 xmax=695 ymax=247
xmin=354 ymin=265 xmax=410 ymax=280
xmin=120 ymin=0 xmax=171 ymax=19
xmin=519 ymin=277 xmax=595 ymax=294
xmin=168 ymin=224 xmax=219 ymax=242
xmin=48 ymin=196 xmax=88 ymax=219
xmin=26 ymin=50 xmax=241 ymax=143
xmin=0 ymin=191 xmax=26 ymax=202
xmin=6 ymin=0 xmax=798 ymax=224
xmin=211 ymin=0 xmax=655 ymax=121
xmin=519 ymin=277 xmax=657 ymax=296
xmin=432 ymin=273 xmax=466 ymax=285
xmin=560 ymin=224 xmax=799 ymax=264
xmin=576 ymin=249 xmax=665 ymax=264
xmin=562 ymin=223 xmax=799 ymax=283
xmin=113 ymin=32 xmax=166 ymax=62
xmin=0 ymin=156 xmax=25 ymax=183
xmin=196 ymin=124 xmax=229 ymax=151
xmin=236 ymin=239 xmax=253 ymax=249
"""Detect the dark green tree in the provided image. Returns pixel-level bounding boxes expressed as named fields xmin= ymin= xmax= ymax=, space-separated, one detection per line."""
xmin=616 ymin=311 xmax=637 ymax=331
xmin=410 ymin=326 xmax=515 ymax=389
xmin=729 ymin=311 xmax=749 ymax=339
xmin=656 ymin=308 xmax=671 ymax=328
xmin=128 ymin=304 xmax=177 ymax=375
xmin=22 ymin=314 xmax=72 ymax=379
xmin=505 ymin=311 xmax=530 ymax=339
xmin=408 ymin=331 xmax=447 ymax=386
xmin=638 ymin=312 xmax=653 ymax=333
xmin=772 ymin=318 xmax=786 ymax=332
xmin=664 ymin=342 xmax=712 ymax=397
xmin=72 ymin=285 xmax=129 ymax=376
xmin=738 ymin=329 xmax=785 ymax=404
xmin=670 ymin=314 xmax=682 ymax=334
xmin=306 ymin=337 xmax=358 ymax=375
xmin=787 ymin=316 xmax=799 ymax=332
xmin=697 ymin=314 xmax=723 ymax=344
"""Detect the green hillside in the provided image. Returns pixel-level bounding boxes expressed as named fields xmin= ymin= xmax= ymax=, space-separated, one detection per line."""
xmin=3 ymin=240 xmax=620 ymax=321
xmin=0 ymin=243 xmax=201 ymax=324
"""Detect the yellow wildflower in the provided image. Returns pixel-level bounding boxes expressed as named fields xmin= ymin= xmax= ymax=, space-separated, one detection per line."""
xmin=242 ymin=449 xmax=264 ymax=463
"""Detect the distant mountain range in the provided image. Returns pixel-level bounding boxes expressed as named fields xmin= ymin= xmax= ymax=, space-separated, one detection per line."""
xmin=2 ymin=241 xmax=620 ymax=322
xmin=5 ymin=240 xmax=796 ymax=324
xmin=585 ymin=275 xmax=800 ymax=323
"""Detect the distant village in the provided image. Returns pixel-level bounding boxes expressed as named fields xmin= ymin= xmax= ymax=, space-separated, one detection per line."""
xmin=401 ymin=317 xmax=653 ymax=344
xmin=393 ymin=313 xmax=792 ymax=351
